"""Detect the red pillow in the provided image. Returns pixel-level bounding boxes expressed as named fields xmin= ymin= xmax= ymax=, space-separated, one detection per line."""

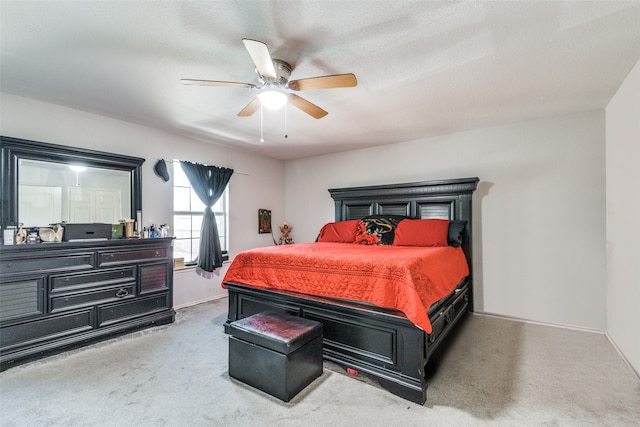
xmin=393 ymin=219 xmax=450 ymax=247
xmin=317 ymin=220 xmax=359 ymax=243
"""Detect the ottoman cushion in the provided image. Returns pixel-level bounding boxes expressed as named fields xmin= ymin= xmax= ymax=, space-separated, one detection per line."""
xmin=228 ymin=311 xmax=323 ymax=401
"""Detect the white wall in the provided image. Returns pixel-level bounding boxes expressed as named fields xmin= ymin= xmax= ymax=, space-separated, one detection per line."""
xmin=1 ymin=92 xmax=614 ymax=334
xmin=286 ymin=111 xmax=606 ymax=330
xmin=606 ymin=58 xmax=640 ymax=374
xmin=1 ymin=92 xmax=286 ymax=306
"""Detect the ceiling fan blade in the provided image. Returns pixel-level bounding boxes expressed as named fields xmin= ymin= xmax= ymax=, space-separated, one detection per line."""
xmin=181 ymin=79 xmax=256 ymax=89
xmin=289 ymin=73 xmax=357 ymax=91
xmin=288 ymin=94 xmax=328 ymax=119
xmin=242 ymin=38 xmax=277 ymax=80
xmin=237 ymin=98 xmax=261 ymax=117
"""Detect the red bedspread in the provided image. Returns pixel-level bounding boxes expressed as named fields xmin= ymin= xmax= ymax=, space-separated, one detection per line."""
xmin=222 ymin=242 xmax=469 ymax=333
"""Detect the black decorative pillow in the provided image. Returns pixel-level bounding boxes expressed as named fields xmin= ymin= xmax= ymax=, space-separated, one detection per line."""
xmin=355 ymin=215 xmax=406 ymax=245
xmin=448 ymin=220 xmax=467 ymax=247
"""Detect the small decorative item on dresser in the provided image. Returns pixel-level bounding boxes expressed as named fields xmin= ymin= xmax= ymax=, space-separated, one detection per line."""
xmin=3 ymin=226 xmax=16 ymax=245
xmin=279 ymin=221 xmax=294 ymax=245
xmin=15 ymin=223 xmax=26 ymax=244
xmin=120 ymin=219 xmax=135 ymax=237
xmin=26 ymin=228 xmax=40 ymax=244
xmin=40 ymin=224 xmax=64 ymax=242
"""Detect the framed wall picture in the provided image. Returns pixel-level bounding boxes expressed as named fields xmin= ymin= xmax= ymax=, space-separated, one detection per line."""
xmin=258 ymin=209 xmax=272 ymax=234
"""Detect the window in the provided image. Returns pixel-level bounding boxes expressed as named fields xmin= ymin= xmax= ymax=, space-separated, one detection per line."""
xmin=173 ymin=162 xmax=229 ymax=265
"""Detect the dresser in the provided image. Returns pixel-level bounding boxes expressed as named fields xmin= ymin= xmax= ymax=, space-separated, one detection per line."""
xmin=0 ymin=237 xmax=174 ymax=370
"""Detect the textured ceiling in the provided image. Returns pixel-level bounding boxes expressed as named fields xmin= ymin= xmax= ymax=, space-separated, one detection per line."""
xmin=2 ymin=1 xmax=640 ymax=160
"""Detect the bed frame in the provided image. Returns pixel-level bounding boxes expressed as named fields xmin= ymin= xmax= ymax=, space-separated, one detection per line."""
xmin=224 ymin=177 xmax=479 ymax=404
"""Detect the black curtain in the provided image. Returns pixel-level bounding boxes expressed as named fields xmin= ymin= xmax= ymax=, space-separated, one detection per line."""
xmin=180 ymin=161 xmax=233 ymax=272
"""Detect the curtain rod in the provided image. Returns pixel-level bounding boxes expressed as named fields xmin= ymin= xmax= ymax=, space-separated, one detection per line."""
xmin=161 ymin=159 xmax=249 ymax=176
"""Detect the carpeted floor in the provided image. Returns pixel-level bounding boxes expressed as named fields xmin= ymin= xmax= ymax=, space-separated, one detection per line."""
xmin=1 ymin=298 xmax=639 ymax=426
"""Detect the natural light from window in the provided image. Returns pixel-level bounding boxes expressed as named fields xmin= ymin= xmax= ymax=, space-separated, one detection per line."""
xmin=173 ymin=162 xmax=228 ymax=265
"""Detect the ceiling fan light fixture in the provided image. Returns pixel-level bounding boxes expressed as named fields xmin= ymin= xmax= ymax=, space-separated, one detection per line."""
xmin=257 ymin=89 xmax=288 ymax=110
xmin=181 ymin=39 xmax=356 ymax=119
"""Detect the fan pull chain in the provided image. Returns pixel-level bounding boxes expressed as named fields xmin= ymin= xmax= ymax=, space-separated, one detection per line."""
xmin=284 ymin=102 xmax=288 ymax=139
xmin=260 ymin=106 xmax=264 ymax=143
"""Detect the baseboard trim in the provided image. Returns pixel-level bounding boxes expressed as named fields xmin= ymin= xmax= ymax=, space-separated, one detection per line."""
xmin=605 ymin=331 xmax=640 ymax=381
xmin=174 ymin=294 xmax=228 ymax=310
xmin=474 ymin=311 xmax=640 ymax=381
xmin=473 ymin=311 xmax=606 ymax=334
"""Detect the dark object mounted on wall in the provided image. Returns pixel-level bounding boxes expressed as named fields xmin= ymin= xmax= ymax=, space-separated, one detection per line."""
xmin=259 ymin=209 xmax=271 ymax=234
xmin=154 ymin=159 xmax=170 ymax=182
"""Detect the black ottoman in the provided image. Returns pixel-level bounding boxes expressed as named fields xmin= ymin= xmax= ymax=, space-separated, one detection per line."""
xmin=228 ymin=311 xmax=323 ymax=401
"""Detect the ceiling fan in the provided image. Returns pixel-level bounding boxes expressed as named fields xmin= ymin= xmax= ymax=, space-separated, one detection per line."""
xmin=181 ymin=39 xmax=357 ymax=119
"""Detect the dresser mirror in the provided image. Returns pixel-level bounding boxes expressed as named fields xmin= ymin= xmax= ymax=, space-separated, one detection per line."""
xmin=0 ymin=136 xmax=144 ymax=230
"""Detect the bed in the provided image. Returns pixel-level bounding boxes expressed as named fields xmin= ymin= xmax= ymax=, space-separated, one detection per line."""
xmin=223 ymin=177 xmax=479 ymax=404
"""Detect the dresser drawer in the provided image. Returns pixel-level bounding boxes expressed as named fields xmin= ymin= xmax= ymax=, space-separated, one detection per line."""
xmin=426 ymin=284 xmax=469 ymax=353
xmin=1 ymin=252 xmax=94 ymax=274
xmin=98 ymin=247 xmax=169 ymax=266
xmin=50 ymin=284 xmax=136 ymax=313
xmin=98 ymin=293 xmax=171 ymax=327
xmin=0 ymin=309 xmax=94 ymax=350
xmin=51 ymin=267 xmax=137 ymax=292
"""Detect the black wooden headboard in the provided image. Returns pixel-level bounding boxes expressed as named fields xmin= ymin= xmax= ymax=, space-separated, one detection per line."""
xmin=328 ymin=177 xmax=480 ymax=293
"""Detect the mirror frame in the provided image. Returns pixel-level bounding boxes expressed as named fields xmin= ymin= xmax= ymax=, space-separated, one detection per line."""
xmin=1 ymin=136 xmax=145 ymax=230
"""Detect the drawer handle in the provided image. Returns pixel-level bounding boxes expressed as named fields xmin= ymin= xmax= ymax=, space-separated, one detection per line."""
xmin=115 ymin=288 xmax=129 ymax=298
